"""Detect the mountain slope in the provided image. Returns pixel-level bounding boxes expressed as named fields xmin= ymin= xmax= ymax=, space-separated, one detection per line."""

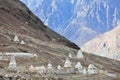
xmin=0 ymin=0 xmax=80 ymax=66
xmin=81 ymin=24 xmax=120 ymax=59
xmin=20 ymin=0 xmax=120 ymax=46
xmin=0 ymin=0 xmax=79 ymax=50
xmin=0 ymin=0 xmax=120 ymax=80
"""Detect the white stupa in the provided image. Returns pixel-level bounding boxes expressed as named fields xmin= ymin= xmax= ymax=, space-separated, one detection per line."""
xmin=29 ymin=65 xmax=34 ymax=72
xmin=20 ymin=40 xmax=26 ymax=45
xmin=75 ymin=62 xmax=83 ymax=69
xmin=87 ymin=64 xmax=98 ymax=74
xmin=13 ymin=35 xmax=20 ymax=42
xmin=76 ymin=50 xmax=84 ymax=59
xmin=57 ymin=65 xmax=63 ymax=70
xmin=68 ymin=53 xmax=72 ymax=58
xmin=47 ymin=63 xmax=52 ymax=69
xmin=8 ymin=56 xmax=18 ymax=71
xmin=64 ymin=58 xmax=71 ymax=68
xmin=29 ymin=65 xmax=34 ymax=70
xmin=33 ymin=54 xmax=38 ymax=58
xmin=83 ymin=68 xmax=87 ymax=75
xmin=9 ymin=56 xmax=17 ymax=68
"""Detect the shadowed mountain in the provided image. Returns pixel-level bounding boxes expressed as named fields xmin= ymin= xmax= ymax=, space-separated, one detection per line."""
xmin=0 ymin=0 xmax=80 ymax=68
xmin=20 ymin=0 xmax=120 ymax=46
xmin=0 ymin=0 xmax=80 ymax=50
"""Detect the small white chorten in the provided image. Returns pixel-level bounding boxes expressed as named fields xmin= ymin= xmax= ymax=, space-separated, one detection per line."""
xmin=57 ymin=65 xmax=63 ymax=70
xmin=33 ymin=54 xmax=38 ymax=58
xmin=47 ymin=63 xmax=52 ymax=69
xmin=20 ymin=40 xmax=26 ymax=45
xmin=64 ymin=58 xmax=71 ymax=68
xmin=75 ymin=62 xmax=83 ymax=69
xmin=9 ymin=56 xmax=17 ymax=68
xmin=8 ymin=56 xmax=18 ymax=71
xmin=76 ymin=50 xmax=84 ymax=59
xmin=87 ymin=64 xmax=98 ymax=74
xmin=13 ymin=35 xmax=20 ymax=42
xmin=68 ymin=53 xmax=72 ymax=58
xmin=29 ymin=65 xmax=34 ymax=72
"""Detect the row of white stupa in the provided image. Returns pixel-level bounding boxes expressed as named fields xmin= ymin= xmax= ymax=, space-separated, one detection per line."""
xmin=7 ymin=50 xmax=98 ymax=75
xmin=28 ymin=61 xmax=98 ymax=75
xmin=0 ymin=35 xmax=37 ymax=58
xmin=63 ymin=57 xmax=98 ymax=75
xmin=0 ymin=35 xmax=37 ymax=60
xmin=13 ymin=35 xmax=26 ymax=45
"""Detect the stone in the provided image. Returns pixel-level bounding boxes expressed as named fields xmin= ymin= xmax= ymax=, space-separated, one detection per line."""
xmin=29 ymin=65 xmax=34 ymax=72
xmin=35 ymin=66 xmax=46 ymax=75
xmin=9 ymin=56 xmax=17 ymax=67
xmin=69 ymin=68 xmax=75 ymax=74
xmin=105 ymin=73 xmax=117 ymax=78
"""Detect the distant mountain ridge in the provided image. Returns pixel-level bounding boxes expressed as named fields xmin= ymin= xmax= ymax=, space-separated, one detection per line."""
xmin=20 ymin=0 xmax=120 ymax=46
xmin=81 ymin=24 xmax=120 ymax=60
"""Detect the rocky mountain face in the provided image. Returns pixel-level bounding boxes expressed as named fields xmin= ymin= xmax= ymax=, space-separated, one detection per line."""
xmin=81 ymin=24 xmax=120 ymax=60
xmin=20 ymin=0 xmax=120 ymax=46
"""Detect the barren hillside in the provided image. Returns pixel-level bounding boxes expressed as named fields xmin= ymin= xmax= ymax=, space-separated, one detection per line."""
xmin=0 ymin=0 xmax=80 ymax=66
xmin=0 ymin=0 xmax=120 ymax=80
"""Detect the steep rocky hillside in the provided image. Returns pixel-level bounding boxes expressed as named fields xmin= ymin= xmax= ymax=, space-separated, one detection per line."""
xmin=0 ymin=0 xmax=79 ymax=50
xmin=0 ymin=0 xmax=80 ymax=67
